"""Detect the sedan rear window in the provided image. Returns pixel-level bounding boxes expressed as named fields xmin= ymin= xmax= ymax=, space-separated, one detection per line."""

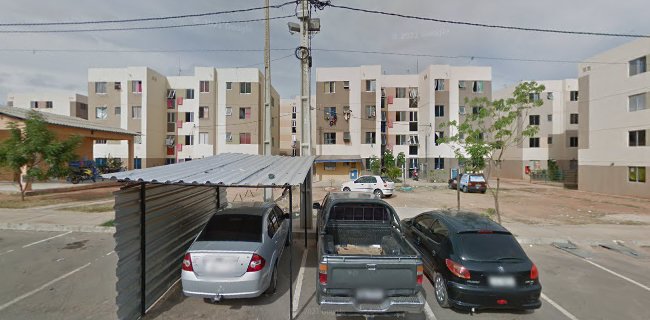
xmin=458 ymin=233 xmax=527 ymax=262
xmin=469 ymin=175 xmax=486 ymax=182
xmin=197 ymin=214 xmax=262 ymax=242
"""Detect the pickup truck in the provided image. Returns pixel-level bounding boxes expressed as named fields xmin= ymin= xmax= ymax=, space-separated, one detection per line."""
xmin=314 ymin=192 xmax=425 ymax=316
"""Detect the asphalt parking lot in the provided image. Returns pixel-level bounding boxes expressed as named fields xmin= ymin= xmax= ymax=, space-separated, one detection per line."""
xmin=1 ymin=229 xmax=648 ymax=320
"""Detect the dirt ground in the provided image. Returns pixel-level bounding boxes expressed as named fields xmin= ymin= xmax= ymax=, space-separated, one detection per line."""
xmin=0 ymin=187 xmax=118 ymax=208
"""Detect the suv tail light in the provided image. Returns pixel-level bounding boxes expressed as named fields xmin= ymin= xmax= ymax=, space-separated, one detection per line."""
xmin=416 ymin=265 xmax=424 ymax=285
xmin=530 ymin=263 xmax=539 ymax=280
xmin=445 ymin=259 xmax=471 ymax=279
xmin=319 ymin=263 xmax=328 ymax=286
xmin=182 ymin=253 xmax=193 ymax=272
xmin=247 ymin=254 xmax=266 ymax=272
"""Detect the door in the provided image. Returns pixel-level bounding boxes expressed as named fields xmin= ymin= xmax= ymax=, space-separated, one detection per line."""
xmin=364 ymin=176 xmax=378 ymax=192
xmin=411 ymin=215 xmax=436 ymax=271
xmin=428 ymin=219 xmax=450 ymax=272
xmin=352 ymin=176 xmax=370 ymax=192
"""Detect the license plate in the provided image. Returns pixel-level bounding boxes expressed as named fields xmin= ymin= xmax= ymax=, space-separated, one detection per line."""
xmin=205 ymin=256 xmax=238 ymax=273
xmin=356 ymin=288 xmax=385 ymax=302
xmin=488 ymin=276 xmax=516 ymax=288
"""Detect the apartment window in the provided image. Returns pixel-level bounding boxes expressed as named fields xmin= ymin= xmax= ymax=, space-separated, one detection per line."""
xmin=292 ymin=127 xmax=297 ymax=133
xmin=365 ymin=79 xmax=376 ymax=92
xmin=291 ymin=120 xmax=297 ymax=127
xmin=381 ymin=111 xmax=387 ymax=121
xmin=434 ymin=157 xmax=445 ymax=169
xmin=366 ymin=105 xmax=376 ymax=118
xmin=114 ymin=82 xmax=121 ymax=90
xmin=459 ymin=106 xmax=466 ymax=115
xmin=29 ymin=101 xmax=38 ymax=108
xmin=185 ymin=135 xmax=194 ymax=145
xmin=240 ymin=82 xmax=252 ymax=94
xmin=409 ymin=158 xmax=418 ymax=170
xmin=409 ymin=112 xmax=418 ymax=131
xmin=343 ymin=81 xmax=350 ymax=90
xmin=629 ymin=56 xmax=647 ymax=76
xmin=324 ymin=132 xmax=336 ymax=145
xmin=165 ymin=159 xmax=176 ymax=165
xmin=547 ymin=92 xmax=554 ymax=100
xmin=185 ymin=112 xmax=194 ymax=122
xmin=324 ymin=81 xmax=335 ymax=93
xmin=115 ymin=106 xmax=121 ymax=115
xmin=395 ymin=111 xmax=407 ymax=121
xmin=131 ymin=80 xmax=142 ymax=94
xmin=95 ymin=106 xmax=108 ymax=119
xmin=167 ymin=112 xmax=176 ymax=123
xmin=44 ymin=101 xmax=53 ymax=109
xmin=364 ymin=132 xmax=376 ymax=144
xmin=199 ymin=132 xmax=209 ymax=144
xmin=629 ymin=130 xmax=646 ymax=146
xmin=239 ymin=133 xmax=251 ymax=144
xmin=292 ymin=112 xmax=297 ymax=119
xmin=628 ymin=166 xmax=646 ymax=183
xmin=131 ymin=106 xmax=141 ymax=119
xmin=547 ymin=114 xmax=553 ymax=122
xmin=629 ymin=93 xmax=646 ymax=112
xmin=433 ymin=131 xmax=444 ymax=146
xmin=434 ymin=79 xmax=445 ymax=91
xmin=409 ymin=111 xmax=418 ymax=122
xmin=395 ymin=135 xmax=407 ymax=145
xmin=324 ymin=163 xmax=336 ymax=171
xmin=343 ymin=132 xmax=351 ymax=142
xmin=472 ymin=81 xmax=484 ymax=93
xmin=435 ymin=105 xmax=445 ymax=117
xmin=569 ymin=137 xmax=578 ymax=147
xmin=95 ymin=140 xmax=107 ymax=144
xmin=409 ymin=135 xmax=419 ymax=145
xmin=472 ymin=106 xmax=483 ymax=115
xmin=226 ymin=132 xmax=233 ymax=142
xmin=199 ymin=106 xmax=209 ymax=119
xmin=570 ymin=113 xmax=579 ymax=124
xmin=95 ymin=82 xmax=107 ymax=94
xmin=239 ymin=107 xmax=251 ymax=120
xmin=135 ymin=134 xmax=142 ymax=145
xmin=396 ymin=87 xmax=406 ymax=98
xmin=458 ymin=81 xmax=466 ymax=89
xmin=529 ymin=115 xmax=540 ymax=125
xmin=324 ymin=106 xmax=336 ymax=120
xmin=409 ymin=145 xmax=418 ymax=155
xmin=199 ymin=81 xmax=210 ymax=93
xmin=570 ymin=91 xmax=579 ymax=101
xmin=529 ymin=137 xmax=540 ymax=148
xmin=548 ymin=136 xmax=553 ymax=145
xmin=225 ymin=107 xmax=232 ymax=116
xmin=529 ymin=93 xmax=540 ymax=101
xmin=186 ymin=89 xmax=195 ymax=99
xmin=226 ymin=82 xmax=232 ymax=90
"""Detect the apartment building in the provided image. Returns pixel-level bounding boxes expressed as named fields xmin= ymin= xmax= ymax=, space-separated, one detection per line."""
xmin=314 ymin=65 xmax=492 ymax=183
xmin=279 ymin=97 xmax=302 ymax=156
xmin=493 ymin=80 xmax=580 ymax=179
xmin=6 ymin=92 xmax=88 ymax=119
xmin=578 ymin=39 xmax=650 ymax=198
xmin=87 ymin=66 xmax=279 ymax=169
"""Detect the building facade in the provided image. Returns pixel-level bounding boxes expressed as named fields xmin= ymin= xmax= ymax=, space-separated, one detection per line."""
xmin=493 ymin=79 xmax=580 ymax=180
xmin=87 ymin=67 xmax=279 ymax=169
xmin=578 ymin=39 xmax=650 ymax=198
xmin=279 ymin=97 xmax=302 ymax=156
xmin=6 ymin=92 xmax=88 ymax=119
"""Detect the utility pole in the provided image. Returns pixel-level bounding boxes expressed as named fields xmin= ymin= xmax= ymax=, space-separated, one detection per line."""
xmin=263 ymin=0 xmax=273 ymax=201
xmin=289 ymin=0 xmax=320 ymax=230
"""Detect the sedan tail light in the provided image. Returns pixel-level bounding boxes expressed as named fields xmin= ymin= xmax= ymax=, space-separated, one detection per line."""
xmin=247 ymin=254 xmax=266 ymax=272
xmin=445 ymin=259 xmax=471 ymax=279
xmin=182 ymin=253 xmax=193 ymax=272
xmin=416 ymin=264 xmax=424 ymax=285
xmin=530 ymin=263 xmax=539 ymax=280
xmin=319 ymin=263 xmax=328 ymax=286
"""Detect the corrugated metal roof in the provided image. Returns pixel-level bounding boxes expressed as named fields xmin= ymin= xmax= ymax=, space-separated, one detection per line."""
xmin=0 ymin=106 xmax=137 ymax=136
xmin=104 ymin=153 xmax=315 ymax=187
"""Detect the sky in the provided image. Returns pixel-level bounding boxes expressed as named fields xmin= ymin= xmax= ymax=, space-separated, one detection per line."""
xmin=0 ymin=0 xmax=646 ymax=104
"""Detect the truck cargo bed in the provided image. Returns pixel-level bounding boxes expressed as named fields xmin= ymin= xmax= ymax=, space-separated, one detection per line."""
xmin=324 ymin=223 xmax=416 ymax=256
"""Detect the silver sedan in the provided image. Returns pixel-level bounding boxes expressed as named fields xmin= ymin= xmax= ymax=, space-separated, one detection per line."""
xmin=181 ymin=202 xmax=290 ymax=302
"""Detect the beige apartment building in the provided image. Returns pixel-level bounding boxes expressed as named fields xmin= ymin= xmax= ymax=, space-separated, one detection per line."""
xmin=279 ymin=97 xmax=305 ymax=156
xmin=314 ymin=65 xmax=492 ymax=183
xmin=6 ymin=92 xmax=88 ymax=119
xmin=493 ymin=80 xmax=580 ymax=180
xmin=87 ymin=66 xmax=279 ymax=169
xmin=578 ymin=39 xmax=650 ymax=198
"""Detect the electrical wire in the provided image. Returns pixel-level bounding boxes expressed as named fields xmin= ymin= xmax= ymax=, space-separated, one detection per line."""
xmin=235 ymin=53 xmax=294 ymax=68
xmin=322 ymin=2 xmax=650 ymax=39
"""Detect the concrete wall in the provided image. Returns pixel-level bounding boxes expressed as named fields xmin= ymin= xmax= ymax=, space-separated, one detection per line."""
xmin=7 ymin=92 xmax=88 ymax=119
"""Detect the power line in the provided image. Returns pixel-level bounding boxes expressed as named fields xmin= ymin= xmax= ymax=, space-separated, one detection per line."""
xmin=235 ymin=53 xmax=294 ymax=68
xmin=0 ymin=1 xmax=295 ymax=27
xmin=322 ymin=2 xmax=650 ymax=39
xmin=0 ymin=48 xmax=293 ymax=53
xmin=0 ymin=16 xmax=294 ymax=33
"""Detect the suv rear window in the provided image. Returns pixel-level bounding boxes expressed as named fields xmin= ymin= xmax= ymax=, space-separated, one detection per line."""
xmin=197 ymin=214 xmax=262 ymax=242
xmin=458 ymin=233 xmax=527 ymax=262
xmin=469 ymin=175 xmax=486 ymax=182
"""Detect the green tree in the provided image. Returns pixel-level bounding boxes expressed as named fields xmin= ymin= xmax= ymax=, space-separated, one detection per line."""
xmin=380 ymin=150 xmax=406 ymax=181
xmin=441 ymin=82 xmax=545 ymax=222
xmin=0 ymin=111 xmax=81 ymax=200
xmin=368 ymin=156 xmax=381 ymax=175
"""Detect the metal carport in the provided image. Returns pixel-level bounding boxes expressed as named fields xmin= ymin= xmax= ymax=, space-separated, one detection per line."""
xmin=103 ymin=153 xmax=315 ymax=320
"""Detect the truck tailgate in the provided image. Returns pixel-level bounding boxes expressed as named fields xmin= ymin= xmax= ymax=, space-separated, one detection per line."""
xmin=325 ymin=256 xmax=419 ymax=292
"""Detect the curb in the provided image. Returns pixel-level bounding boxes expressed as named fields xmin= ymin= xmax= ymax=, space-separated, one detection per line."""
xmin=516 ymin=237 xmax=570 ymax=245
xmin=0 ymin=223 xmax=115 ymax=234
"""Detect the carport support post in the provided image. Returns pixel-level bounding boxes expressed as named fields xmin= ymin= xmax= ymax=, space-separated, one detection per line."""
xmin=289 ymin=187 xmax=293 ymax=320
xmin=139 ymin=182 xmax=146 ymax=316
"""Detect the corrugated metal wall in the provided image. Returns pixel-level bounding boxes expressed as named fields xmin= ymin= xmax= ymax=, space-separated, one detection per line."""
xmin=114 ymin=184 xmax=227 ymax=320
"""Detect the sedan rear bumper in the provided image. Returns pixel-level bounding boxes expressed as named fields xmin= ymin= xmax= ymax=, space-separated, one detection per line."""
xmin=447 ymin=282 xmax=542 ymax=310
xmin=319 ymin=292 xmax=425 ymax=314
xmin=181 ymin=269 xmax=268 ymax=299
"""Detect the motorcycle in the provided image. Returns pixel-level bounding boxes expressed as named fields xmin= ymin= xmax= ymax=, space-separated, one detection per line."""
xmin=68 ymin=167 xmax=97 ymax=184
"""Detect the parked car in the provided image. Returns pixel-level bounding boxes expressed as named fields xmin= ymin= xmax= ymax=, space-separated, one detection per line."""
xmin=341 ymin=175 xmax=395 ymax=198
xmin=448 ymin=176 xmax=459 ymax=190
xmin=401 ymin=211 xmax=542 ymax=311
xmin=181 ymin=203 xmax=290 ymax=302
xmin=314 ymin=192 xmax=425 ymax=316
xmin=459 ymin=174 xmax=487 ymax=193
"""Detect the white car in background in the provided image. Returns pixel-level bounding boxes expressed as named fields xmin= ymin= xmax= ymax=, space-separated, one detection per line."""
xmin=341 ymin=175 xmax=395 ymax=198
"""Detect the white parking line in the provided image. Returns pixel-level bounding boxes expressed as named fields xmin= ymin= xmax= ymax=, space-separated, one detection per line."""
xmin=541 ymin=293 xmax=579 ymax=320
xmin=0 ymin=249 xmax=15 ymax=256
xmin=584 ymin=259 xmax=650 ymax=292
xmin=423 ymin=301 xmax=438 ymax=320
xmin=22 ymin=231 xmax=72 ymax=248
xmin=291 ymin=248 xmax=308 ymax=314
xmin=0 ymin=262 xmax=91 ymax=311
